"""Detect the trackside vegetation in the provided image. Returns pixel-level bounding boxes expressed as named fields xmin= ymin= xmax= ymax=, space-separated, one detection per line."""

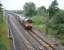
xmin=0 ymin=3 xmax=10 ymax=50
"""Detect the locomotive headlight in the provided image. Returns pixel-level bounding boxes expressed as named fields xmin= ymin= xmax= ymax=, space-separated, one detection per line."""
xmin=25 ymin=24 xmax=32 ymax=27
xmin=25 ymin=24 xmax=28 ymax=27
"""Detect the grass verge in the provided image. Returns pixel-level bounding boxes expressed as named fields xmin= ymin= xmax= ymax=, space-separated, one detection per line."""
xmin=0 ymin=15 xmax=10 ymax=50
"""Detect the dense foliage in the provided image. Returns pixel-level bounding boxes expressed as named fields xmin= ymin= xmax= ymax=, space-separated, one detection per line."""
xmin=37 ymin=6 xmax=47 ymax=16
xmin=48 ymin=0 xmax=64 ymax=45
xmin=48 ymin=11 xmax=64 ymax=34
xmin=48 ymin=0 xmax=64 ymax=36
xmin=48 ymin=0 xmax=59 ymax=19
xmin=23 ymin=2 xmax=36 ymax=17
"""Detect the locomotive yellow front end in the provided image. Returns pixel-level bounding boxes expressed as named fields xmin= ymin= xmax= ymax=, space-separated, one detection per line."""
xmin=24 ymin=19 xmax=32 ymax=30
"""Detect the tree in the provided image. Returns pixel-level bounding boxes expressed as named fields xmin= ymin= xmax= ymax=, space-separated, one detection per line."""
xmin=23 ymin=2 xmax=36 ymax=17
xmin=0 ymin=3 xmax=3 ymax=12
xmin=48 ymin=10 xmax=64 ymax=35
xmin=0 ymin=3 xmax=3 ymax=23
xmin=37 ymin=6 xmax=47 ymax=16
xmin=41 ymin=0 xmax=59 ymax=34
xmin=48 ymin=0 xmax=59 ymax=18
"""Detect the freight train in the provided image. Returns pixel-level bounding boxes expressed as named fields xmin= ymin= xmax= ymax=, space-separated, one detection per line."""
xmin=16 ymin=15 xmax=32 ymax=30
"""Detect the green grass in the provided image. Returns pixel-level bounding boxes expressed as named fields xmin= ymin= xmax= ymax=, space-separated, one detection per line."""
xmin=0 ymin=15 xmax=10 ymax=50
xmin=33 ymin=24 xmax=46 ymax=32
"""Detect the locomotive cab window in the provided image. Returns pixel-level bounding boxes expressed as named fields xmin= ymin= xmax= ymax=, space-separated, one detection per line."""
xmin=27 ymin=20 xmax=32 ymax=23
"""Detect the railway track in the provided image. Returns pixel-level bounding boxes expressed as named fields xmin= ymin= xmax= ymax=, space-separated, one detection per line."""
xmin=19 ymin=23 xmax=56 ymax=50
xmin=18 ymin=23 xmax=47 ymax=50
xmin=28 ymin=30 xmax=56 ymax=50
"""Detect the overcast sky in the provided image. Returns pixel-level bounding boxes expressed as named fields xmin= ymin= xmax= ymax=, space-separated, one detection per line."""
xmin=0 ymin=0 xmax=64 ymax=10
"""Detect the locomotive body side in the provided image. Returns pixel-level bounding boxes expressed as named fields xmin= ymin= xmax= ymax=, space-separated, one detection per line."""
xmin=19 ymin=16 xmax=26 ymax=24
